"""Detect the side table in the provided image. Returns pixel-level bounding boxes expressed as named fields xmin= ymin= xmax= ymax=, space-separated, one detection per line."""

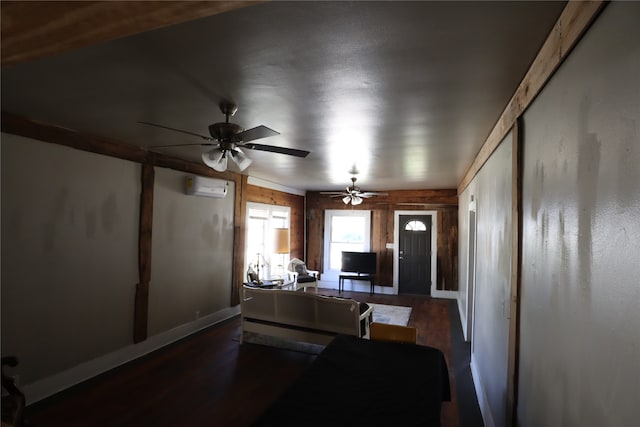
xmin=338 ymin=274 xmax=374 ymax=295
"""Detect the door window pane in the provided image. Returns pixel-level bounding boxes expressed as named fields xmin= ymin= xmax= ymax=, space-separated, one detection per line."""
xmin=404 ymin=220 xmax=427 ymax=231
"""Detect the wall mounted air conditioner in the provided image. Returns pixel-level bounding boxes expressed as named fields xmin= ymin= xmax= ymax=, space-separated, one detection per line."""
xmin=185 ymin=176 xmax=228 ymax=198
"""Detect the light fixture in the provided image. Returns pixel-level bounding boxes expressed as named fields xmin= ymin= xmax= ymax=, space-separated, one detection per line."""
xmin=342 ymin=194 xmax=363 ymax=206
xmin=273 ymin=228 xmax=290 ymax=280
xmin=202 ymin=149 xmax=227 ymax=172
xmin=230 ymin=148 xmax=253 ymax=171
xmin=201 ymin=144 xmax=253 ymax=173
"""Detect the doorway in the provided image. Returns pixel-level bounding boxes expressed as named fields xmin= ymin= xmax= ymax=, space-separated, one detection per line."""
xmin=466 ymin=198 xmax=477 ymax=342
xmin=398 ymin=214 xmax=432 ymax=295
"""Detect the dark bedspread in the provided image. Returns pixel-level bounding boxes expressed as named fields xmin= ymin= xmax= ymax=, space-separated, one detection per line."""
xmin=251 ymin=334 xmax=451 ymax=426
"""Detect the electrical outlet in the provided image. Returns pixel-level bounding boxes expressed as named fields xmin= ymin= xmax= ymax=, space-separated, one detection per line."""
xmin=195 ymin=311 xmax=200 ymax=320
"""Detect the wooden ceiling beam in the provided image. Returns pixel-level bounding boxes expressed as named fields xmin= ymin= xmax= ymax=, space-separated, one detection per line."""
xmin=0 ymin=111 xmax=238 ymax=181
xmin=1 ymin=1 xmax=263 ymax=67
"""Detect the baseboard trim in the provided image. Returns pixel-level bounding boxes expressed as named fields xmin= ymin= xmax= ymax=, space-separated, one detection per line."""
xmin=24 ymin=305 xmax=240 ymax=406
xmin=431 ymin=289 xmax=458 ymax=299
xmin=457 ymin=296 xmax=469 ymax=341
xmin=470 ymin=354 xmax=496 ymax=427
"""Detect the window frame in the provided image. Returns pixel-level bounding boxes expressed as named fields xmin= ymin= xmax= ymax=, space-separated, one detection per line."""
xmin=322 ymin=209 xmax=371 ymax=282
xmin=245 ymin=202 xmax=290 ymax=281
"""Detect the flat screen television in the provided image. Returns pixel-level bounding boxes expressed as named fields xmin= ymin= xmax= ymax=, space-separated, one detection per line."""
xmin=341 ymin=251 xmax=376 ymax=275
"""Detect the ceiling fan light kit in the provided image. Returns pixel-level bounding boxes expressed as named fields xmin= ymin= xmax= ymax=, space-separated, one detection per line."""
xmin=202 ymin=149 xmax=227 ymax=172
xmin=344 ymin=195 xmax=363 ymax=205
xmin=230 ymin=148 xmax=253 ymax=171
xmin=141 ymin=101 xmax=310 ymax=172
xmin=323 ymin=176 xmax=387 ymax=205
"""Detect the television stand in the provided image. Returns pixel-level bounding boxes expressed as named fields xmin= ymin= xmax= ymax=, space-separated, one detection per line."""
xmin=339 ymin=273 xmax=375 ymax=295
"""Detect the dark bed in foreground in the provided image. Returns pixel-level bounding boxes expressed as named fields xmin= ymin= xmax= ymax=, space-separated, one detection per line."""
xmin=251 ymin=334 xmax=451 ymax=426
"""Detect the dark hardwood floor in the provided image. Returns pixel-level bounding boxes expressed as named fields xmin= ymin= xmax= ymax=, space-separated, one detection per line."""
xmin=25 ymin=289 xmax=482 ymax=427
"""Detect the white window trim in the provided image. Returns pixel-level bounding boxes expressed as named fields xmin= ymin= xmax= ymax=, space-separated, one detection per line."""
xmin=322 ymin=209 xmax=371 ymax=283
xmin=245 ymin=202 xmax=291 ymax=280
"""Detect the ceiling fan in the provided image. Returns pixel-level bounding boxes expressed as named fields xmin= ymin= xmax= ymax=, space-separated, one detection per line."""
xmin=139 ymin=102 xmax=310 ymax=172
xmin=321 ymin=176 xmax=388 ymax=205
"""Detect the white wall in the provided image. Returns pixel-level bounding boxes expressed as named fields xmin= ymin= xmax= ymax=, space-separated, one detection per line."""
xmin=459 ymin=3 xmax=640 ymax=426
xmin=1 ymin=134 xmax=139 ymax=384
xmin=149 ymin=169 xmax=234 ymax=335
xmin=1 ymin=135 xmax=238 ymax=402
xmin=459 ymin=132 xmax=513 ymax=427
xmin=518 ymin=3 xmax=640 ymax=426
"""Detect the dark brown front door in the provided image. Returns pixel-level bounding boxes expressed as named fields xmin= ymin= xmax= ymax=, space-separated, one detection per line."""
xmin=399 ymin=215 xmax=432 ymax=295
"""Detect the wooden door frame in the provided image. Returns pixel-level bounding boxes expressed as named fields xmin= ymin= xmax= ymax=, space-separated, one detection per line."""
xmin=465 ymin=197 xmax=478 ymax=343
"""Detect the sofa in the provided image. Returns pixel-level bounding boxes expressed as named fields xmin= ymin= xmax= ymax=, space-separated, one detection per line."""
xmin=240 ymin=286 xmax=373 ymax=345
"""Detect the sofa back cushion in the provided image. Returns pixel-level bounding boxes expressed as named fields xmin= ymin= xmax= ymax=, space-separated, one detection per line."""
xmin=241 ymin=287 xmax=276 ymax=320
xmin=277 ymin=291 xmax=317 ymax=327
xmin=241 ymin=287 xmax=361 ymax=336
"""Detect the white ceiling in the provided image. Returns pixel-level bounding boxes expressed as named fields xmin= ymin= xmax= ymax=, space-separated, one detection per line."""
xmin=1 ymin=1 xmax=565 ymax=192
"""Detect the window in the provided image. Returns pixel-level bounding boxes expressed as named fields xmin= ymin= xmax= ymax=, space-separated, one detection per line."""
xmin=404 ymin=220 xmax=427 ymax=231
xmin=245 ymin=203 xmax=290 ymax=281
xmin=323 ymin=210 xmax=371 ymax=282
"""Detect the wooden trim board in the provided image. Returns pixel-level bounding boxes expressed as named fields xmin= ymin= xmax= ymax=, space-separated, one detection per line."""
xmin=1 ymin=1 xmax=263 ymax=67
xmin=458 ymin=1 xmax=605 ymax=194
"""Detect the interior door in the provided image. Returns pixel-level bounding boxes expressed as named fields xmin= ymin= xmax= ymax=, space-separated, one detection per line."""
xmin=398 ymin=215 xmax=432 ymax=295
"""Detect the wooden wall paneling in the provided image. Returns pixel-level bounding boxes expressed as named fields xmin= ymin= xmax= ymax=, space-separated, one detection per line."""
xmin=289 ymin=198 xmax=305 ymax=261
xmin=1 ymin=1 xmax=263 ymax=67
xmin=458 ymin=1 xmax=605 ymax=195
xmin=305 ymin=193 xmax=325 ymax=273
xmin=370 ymin=204 xmax=393 ymax=288
xmin=231 ymin=175 xmax=248 ymax=307
xmin=134 ymin=162 xmax=154 ymax=343
xmin=371 ymin=209 xmax=386 ymax=286
xmin=436 ymin=208 xmax=459 ymax=291
xmin=306 ymin=190 xmax=458 ymax=289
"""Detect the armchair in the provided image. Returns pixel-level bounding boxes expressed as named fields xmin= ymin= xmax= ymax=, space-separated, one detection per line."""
xmin=287 ymin=258 xmax=319 ymax=291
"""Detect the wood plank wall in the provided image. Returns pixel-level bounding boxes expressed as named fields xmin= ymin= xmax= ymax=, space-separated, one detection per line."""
xmin=306 ymin=190 xmax=459 ymax=291
xmin=245 ymin=184 xmax=305 ymax=261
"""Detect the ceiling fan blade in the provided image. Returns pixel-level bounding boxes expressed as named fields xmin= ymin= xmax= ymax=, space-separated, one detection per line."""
xmin=147 ymin=142 xmax=217 ymax=148
xmin=235 ymin=125 xmax=279 ymax=142
xmin=244 ymin=143 xmax=310 ymax=158
xmin=138 ymin=121 xmax=214 ymax=141
xmin=320 ymin=191 xmax=347 ymax=197
xmin=359 ymin=192 xmax=388 ymax=197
